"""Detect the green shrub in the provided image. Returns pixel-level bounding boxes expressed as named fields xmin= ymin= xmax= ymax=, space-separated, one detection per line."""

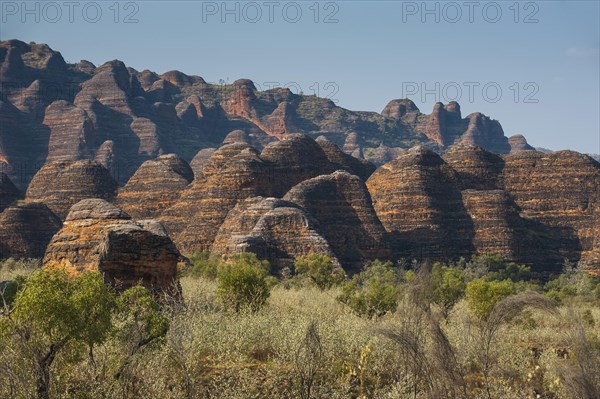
xmin=430 ymin=263 xmax=466 ymax=318
xmin=338 ymin=260 xmax=400 ymax=318
xmin=486 ymin=262 xmax=532 ymax=282
xmin=217 ymin=253 xmax=271 ymax=312
xmin=466 ymin=278 xmax=516 ymax=320
xmin=294 ymin=252 xmax=344 ymax=290
xmin=2 ymin=268 xmax=116 ymax=399
xmin=186 ymin=251 xmax=223 ymax=279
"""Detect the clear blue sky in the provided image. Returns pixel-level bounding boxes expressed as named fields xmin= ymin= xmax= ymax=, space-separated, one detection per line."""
xmin=2 ymin=1 xmax=599 ymax=153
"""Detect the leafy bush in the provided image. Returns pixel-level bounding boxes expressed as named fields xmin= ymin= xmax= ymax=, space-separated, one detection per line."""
xmin=294 ymin=252 xmax=344 ymax=290
xmin=1 ymin=268 xmax=116 ymax=399
xmin=430 ymin=263 xmax=466 ymax=318
xmin=466 ymin=278 xmax=516 ymax=320
xmin=485 ymin=262 xmax=532 ymax=282
xmin=216 ymin=253 xmax=272 ymax=312
xmin=338 ymin=260 xmax=400 ymax=318
xmin=186 ymin=251 xmax=223 ymax=279
xmin=543 ymin=260 xmax=599 ymax=304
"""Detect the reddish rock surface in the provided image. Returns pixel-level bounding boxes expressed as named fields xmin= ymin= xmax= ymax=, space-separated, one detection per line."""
xmin=284 ymin=171 xmax=388 ymax=271
xmin=161 ymin=144 xmax=271 ymax=253
xmin=0 ymin=202 xmax=61 ymax=259
xmin=26 ymin=160 xmax=118 ymax=220
xmin=43 ymin=199 xmax=180 ymax=292
xmin=508 ymin=134 xmax=535 ymax=153
xmin=117 ymin=154 xmax=193 ymax=219
xmin=367 ymin=147 xmax=475 ymax=260
xmin=502 ymin=150 xmax=600 ymax=270
xmin=212 ymin=197 xmax=339 ymax=272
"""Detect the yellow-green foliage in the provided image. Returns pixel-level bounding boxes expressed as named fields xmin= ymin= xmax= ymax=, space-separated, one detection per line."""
xmin=466 ymin=279 xmax=516 ymax=320
xmin=338 ymin=260 xmax=401 ymax=318
xmin=294 ymin=252 xmax=344 ymax=290
xmin=216 ymin=253 xmax=272 ymax=312
xmin=1 ymin=256 xmax=600 ymax=399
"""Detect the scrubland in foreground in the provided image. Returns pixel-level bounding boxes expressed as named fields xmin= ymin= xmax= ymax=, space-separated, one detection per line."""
xmin=1 ymin=255 xmax=599 ymax=399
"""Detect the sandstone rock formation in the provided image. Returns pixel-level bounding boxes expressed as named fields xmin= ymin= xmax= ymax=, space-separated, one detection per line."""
xmin=212 ymin=197 xmax=339 ymax=272
xmin=367 ymin=146 xmax=474 ymax=260
xmin=117 ymin=154 xmax=193 ymax=219
xmin=0 ymin=202 xmax=61 ymax=259
xmin=43 ymin=199 xmax=180 ymax=291
xmin=161 ymin=143 xmax=271 ymax=253
xmin=315 ymin=137 xmax=376 ymax=181
xmin=508 ymin=134 xmax=535 ymax=153
xmin=461 ymin=189 xmax=524 ymax=261
xmin=189 ymin=147 xmax=216 ymax=177
xmin=283 ymin=171 xmax=388 ymax=271
xmin=502 ymin=150 xmax=600 ymax=270
xmin=43 ymin=100 xmax=94 ymax=162
xmin=364 ymin=143 xmax=406 ymax=165
xmin=260 ymin=134 xmax=334 ymax=197
xmin=0 ymin=172 xmax=19 ymax=212
xmin=442 ymin=144 xmax=504 ymax=190
xmin=26 ymin=160 xmax=118 ymax=219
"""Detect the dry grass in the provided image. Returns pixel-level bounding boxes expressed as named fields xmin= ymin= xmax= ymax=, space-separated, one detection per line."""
xmin=1 ymin=272 xmax=599 ymax=398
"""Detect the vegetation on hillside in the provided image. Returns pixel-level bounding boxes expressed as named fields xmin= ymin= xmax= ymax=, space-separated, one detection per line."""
xmin=1 ymin=254 xmax=599 ymax=399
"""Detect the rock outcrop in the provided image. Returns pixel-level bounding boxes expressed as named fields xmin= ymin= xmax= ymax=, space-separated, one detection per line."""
xmin=508 ymin=134 xmax=535 ymax=153
xmin=43 ymin=199 xmax=180 ymax=291
xmin=283 ymin=171 xmax=388 ymax=270
xmin=0 ymin=172 xmax=19 ymax=212
xmin=442 ymin=144 xmax=504 ymax=190
xmin=189 ymin=148 xmax=216 ymax=177
xmin=315 ymin=137 xmax=376 ymax=181
xmin=364 ymin=143 xmax=405 ymax=165
xmin=161 ymin=144 xmax=271 ymax=253
xmin=367 ymin=147 xmax=474 ymax=260
xmin=461 ymin=190 xmax=524 ymax=261
xmin=260 ymin=134 xmax=335 ymax=197
xmin=212 ymin=197 xmax=339 ymax=272
xmin=117 ymin=154 xmax=193 ymax=219
xmin=43 ymin=100 xmax=94 ymax=162
xmin=0 ymin=202 xmax=61 ymax=259
xmin=502 ymin=151 xmax=600 ymax=270
xmin=26 ymin=160 xmax=118 ymax=219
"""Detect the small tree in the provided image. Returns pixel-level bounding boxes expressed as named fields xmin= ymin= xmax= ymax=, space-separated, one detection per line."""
xmin=113 ymin=285 xmax=170 ymax=381
xmin=466 ymin=279 xmax=515 ymax=321
xmin=338 ymin=260 xmax=400 ymax=318
xmin=430 ymin=263 xmax=466 ymax=319
xmin=217 ymin=253 xmax=271 ymax=312
xmin=2 ymin=269 xmax=115 ymax=399
xmin=295 ymin=253 xmax=344 ymax=290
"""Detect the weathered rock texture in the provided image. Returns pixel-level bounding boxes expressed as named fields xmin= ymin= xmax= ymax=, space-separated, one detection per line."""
xmin=212 ymin=197 xmax=339 ymax=271
xmin=502 ymin=151 xmax=600 ymax=271
xmin=43 ymin=199 xmax=180 ymax=291
xmin=117 ymin=154 xmax=193 ymax=219
xmin=1 ymin=39 xmax=526 ymax=190
xmin=367 ymin=147 xmax=475 ymax=260
xmin=26 ymin=160 xmax=118 ymax=220
xmin=461 ymin=189 xmax=524 ymax=260
xmin=366 ymin=144 xmax=600 ymax=273
xmin=315 ymin=137 xmax=376 ymax=181
xmin=442 ymin=144 xmax=504 ymax=190
xmin=283 ymin=171 xmax=388 ymax=271
xmin=0 ymin=172 xmax=19 ymax=212
xmin=260 ymin=134 xmax=335 ymax=197
xmin=161 ymin=143 xmax=271 ymax=253
xmin=508 ymin=134 xmax=534 ymax=153
xmin=189 ymin=148 xmax=216 ymax=177
xmin=0 ymin=202 xmax=62 ymax=259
